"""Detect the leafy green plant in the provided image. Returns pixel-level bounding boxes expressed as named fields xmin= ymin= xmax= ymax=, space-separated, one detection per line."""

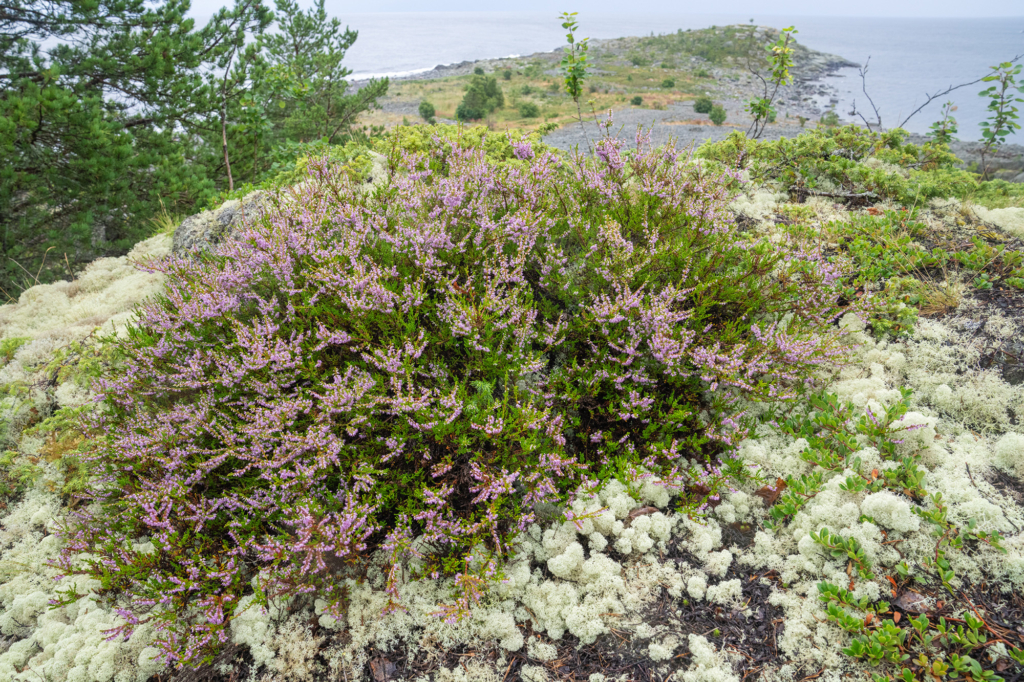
xmin=661 ymin=78 xmax=675 ymax=88
xmin=766 ymin=388 xmax=931 ymax=531
xmin=743 ymin=25 xmax=796 ymax=139
xmin=820 ymin=584 xmax=1020 ymax=681
xmin=502 ymin=69 xmax=512 ymax=80
xmin=811 ymin=527 xmax=874 ymax=579
xmin=631 ymin=95 xmax=643 ymax=106
xmin=820 ymin=111 xmax=841 ymax=127
xmin=978 ymin=62 xmax=1024 ymax=180
xmin=558 ymin=11 xmax=592 ymax=146
xmin=694 ymin=96 xmax=713 ymax=114
xmin=709 ymin=104 xmax=727 ymax=125
xmin=928 ymin=101 xmax=958 ymax=145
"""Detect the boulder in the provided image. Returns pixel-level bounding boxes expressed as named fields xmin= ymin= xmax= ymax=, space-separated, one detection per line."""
xmin=172 ymin=152 xmax=388 ymax=257
xmin=171 ymin=190 xmax=268 ymax=257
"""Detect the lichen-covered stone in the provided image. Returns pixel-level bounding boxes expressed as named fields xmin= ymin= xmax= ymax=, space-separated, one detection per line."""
xmin=171 ymin=190 xmax=269 ymax=256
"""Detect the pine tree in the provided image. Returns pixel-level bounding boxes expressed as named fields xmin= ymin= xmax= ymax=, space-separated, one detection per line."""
xmin=0 ymin=0 xmax=271 ymax=292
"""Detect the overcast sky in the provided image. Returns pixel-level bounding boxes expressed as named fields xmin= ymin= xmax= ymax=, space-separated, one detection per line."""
xmin=186 ymin=0 xmax=1023 ymax=19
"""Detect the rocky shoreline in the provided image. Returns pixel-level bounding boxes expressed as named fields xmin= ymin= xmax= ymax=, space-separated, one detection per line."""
xmin=354 ymin=28 xmax=1023 ymax=182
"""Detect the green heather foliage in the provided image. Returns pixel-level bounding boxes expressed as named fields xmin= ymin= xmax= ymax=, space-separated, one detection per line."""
xmin=56 ymin=125 xmax=859 ymax=668
xmin=456 ymin=74 xmax=505 ymax=121
xmin=709 ymin=105 xmax=727 ymax=126
xmin=698 ymin=126 xmax=978 ymax=205
xmin=694 ymin=96 xmax=714 ymax=114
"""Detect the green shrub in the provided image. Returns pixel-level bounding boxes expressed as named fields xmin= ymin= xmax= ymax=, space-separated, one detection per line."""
xmin=631 ymin=95 xmax=643 ymax=106
xmin=709 ymin=104 xmax=727 ymax=125
xmin=698 ymin=126 xmax=977 ymax=206
xmin=502 ymin=69 xmax=512 ymax=80
xmin=456 ymin=74 xmax=505 ymax=121
xmin=58 ymin=130 xmax=859 ymax=667
xmin=820 ymin=111 xmax=840 ymax=127
xmin=694 ymin=96 xmax=713 ymax=114
xmin=418 ymin=100 xmax=436 ymax=123
xmin=473 ymin=66 xmax=485 ymax=75
xmin=971 ymin=178 xmax=1024 ymax=208
xmin=373 ymin=124 xmax=556 ymax=162
xmin=695 ymin=68 xmax=711 ymax=78
xmin=517 ymin=101 xmax=541 ymax=118
xmin=661 ymin=78 xmax=675 ymax=88
xmin=0 ymin=337 xmax=29 ymax=367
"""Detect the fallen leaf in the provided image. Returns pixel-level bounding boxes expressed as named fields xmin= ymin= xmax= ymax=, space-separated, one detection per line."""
xmin=370 ymin=657 xmax=396 ymax=682
xmin=893 ymin=612 xmax=901 ymax=624
xmin=754 ymin=478 xmax=788 ymax=506
xmin=867 ymin=207 xmax=883 ymax=216
xmin=624 ymin=506 xmax=659 ymax=527
xmin=895 ymin=591 xmax=930 ymax=614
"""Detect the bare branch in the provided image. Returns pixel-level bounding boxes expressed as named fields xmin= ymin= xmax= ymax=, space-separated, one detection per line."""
xmin=896 ymin=53 xmax=1024 ymax=129
xmin=851 ymin=57 xmax=883 ymax=131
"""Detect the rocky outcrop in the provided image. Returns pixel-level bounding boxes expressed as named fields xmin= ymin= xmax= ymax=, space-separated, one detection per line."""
xmin=171 ymin=190 xmax=269 ymax=257
xmin=172 ymin=152 xmax=389 ymax=257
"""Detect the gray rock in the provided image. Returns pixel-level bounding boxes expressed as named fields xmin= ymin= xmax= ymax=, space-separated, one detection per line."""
xmin=172 ymin=190 xmax=269 ymax=257
xmin=172 ymin=152 xmax=389 ymax=257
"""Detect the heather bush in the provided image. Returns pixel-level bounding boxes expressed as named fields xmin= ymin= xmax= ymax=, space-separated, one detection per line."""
xmin=55 ymin=125 xmax=859 ymax=669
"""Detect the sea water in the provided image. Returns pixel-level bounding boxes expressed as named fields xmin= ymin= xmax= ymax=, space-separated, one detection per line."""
xmin=335 ymin=11 xmax=1023 ymax=138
